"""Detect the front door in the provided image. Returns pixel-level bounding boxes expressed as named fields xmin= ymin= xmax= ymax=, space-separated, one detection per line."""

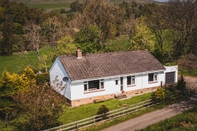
xmin=120 ymin=77 xmax=123 ymax=91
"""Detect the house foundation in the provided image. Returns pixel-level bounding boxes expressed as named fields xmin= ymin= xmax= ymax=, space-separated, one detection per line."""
xmin=68 ymin=86 xmax=158 ymax=107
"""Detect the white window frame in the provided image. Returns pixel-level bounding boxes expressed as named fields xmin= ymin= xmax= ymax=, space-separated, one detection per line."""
xmin=148 ymin=73 xmax=157 ymax=82
xmin=127 ymin=76 xmax=135 ymax=86
xmin=84 ymin=79 xmax=104 ymax=92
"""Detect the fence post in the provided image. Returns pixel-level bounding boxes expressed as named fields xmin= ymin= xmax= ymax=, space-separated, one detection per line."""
xmin=76 ymin=121 xmax=78 ymax=129
xmin=94 ymin=116 xmax=95 ymax=123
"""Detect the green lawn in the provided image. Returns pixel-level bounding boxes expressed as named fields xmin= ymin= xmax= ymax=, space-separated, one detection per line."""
xmin=59 ymin=93 xmax=152 ymax=124
xmin=0 ymin=47 xmax=53 ymax=75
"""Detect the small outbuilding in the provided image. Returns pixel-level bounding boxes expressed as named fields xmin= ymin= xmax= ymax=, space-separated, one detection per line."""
xmin=49 ymin=48 xmax=178 ymax=107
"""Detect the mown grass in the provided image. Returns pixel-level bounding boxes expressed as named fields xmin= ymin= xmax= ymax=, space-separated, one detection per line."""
xmin=59 ymin=93 xmax=152 ymax=124
xmin=80 ymin=101 xmax=175 ymax=131
xmin=140 ymin=106 xmax=197 ymax=131
xmin=0 ymin=47 xmax=53 ymax=75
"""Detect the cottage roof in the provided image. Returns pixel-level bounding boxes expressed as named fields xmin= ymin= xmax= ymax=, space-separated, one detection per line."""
xmin=59 ymin=50 xmax=165 ymax=81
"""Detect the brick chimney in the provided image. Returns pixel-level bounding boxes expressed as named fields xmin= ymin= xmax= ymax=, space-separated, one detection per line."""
xmin=76 ymin=47 xmax=82 ymax=59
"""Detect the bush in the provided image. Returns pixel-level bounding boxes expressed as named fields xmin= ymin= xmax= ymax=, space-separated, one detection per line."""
xmin=35 ymin=73 xmax=49 ymax=85
xmin=176 ymin=75 xmax=187 ymax=95
xmin=97 ymin=105 xmax=109 ymax=120
xmin=152 ymin=87 xmax=165 ymax=102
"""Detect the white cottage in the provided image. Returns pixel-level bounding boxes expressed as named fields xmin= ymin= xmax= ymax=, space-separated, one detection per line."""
xmin=49 ymin=48 xmax=178 ymax=107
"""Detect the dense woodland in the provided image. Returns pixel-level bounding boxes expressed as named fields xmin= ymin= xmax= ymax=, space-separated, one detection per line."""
xmin=1 ymin=0 xmax=197 ymax=130
xmin=1 ymin=0 xmax=197 ymax=61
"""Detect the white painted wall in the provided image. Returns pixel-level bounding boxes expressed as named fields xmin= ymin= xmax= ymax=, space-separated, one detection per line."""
xmin=49 ymin=57 xmax=71 ymax=100
xmin=164 ymin=66 xmax=178 ymax=83
xmin=70 ymin=77 xmax=121 ymax=100
xmin=124 ymin=71 xmax=164 ymax=92
xmin=70 ymin=71 xmax=165 ymax=100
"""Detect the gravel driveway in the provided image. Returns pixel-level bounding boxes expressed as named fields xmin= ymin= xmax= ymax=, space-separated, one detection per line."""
xmin=102 ymin=100 xmax=195 ymax=131
xmin=184 ymin=76 xmax=197 ymax=92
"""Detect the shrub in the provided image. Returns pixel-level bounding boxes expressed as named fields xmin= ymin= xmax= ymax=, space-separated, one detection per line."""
xmin=152 ymin=86 xmax=165 ymax=102
xmin=176 ymin=75 xmax=186 ymax=95
xmin=97 ymin=105 xmax=109 ymax=120
xmin=36 ymin=73 xmax=50 ymax=85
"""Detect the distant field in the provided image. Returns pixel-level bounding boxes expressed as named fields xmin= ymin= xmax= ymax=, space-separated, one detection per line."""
xmin=11 ymin=0 xmax=160 ymax=10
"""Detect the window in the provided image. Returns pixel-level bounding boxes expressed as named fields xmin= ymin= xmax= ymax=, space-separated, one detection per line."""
xmin=84 ymin=81 xmax=88 ymax=91
xmin=84 ymin=79 xmax=104 ymax=92
xmin=127 ymin=76 xmax=135 ymax=85
xmin=148 ymin=73 xmax=157 ymax=82
xmin=115 ymin=80 xmax=118 ymax=85
xmin=131 ymin=76 xmax=135 ymax=84
xmin=88 ymin=80 xmax=99 ymax=90
xmin=100 ymin=79 xmax=104 ymax=89
xmin=127 ymin=76 xmax=131 ymax=85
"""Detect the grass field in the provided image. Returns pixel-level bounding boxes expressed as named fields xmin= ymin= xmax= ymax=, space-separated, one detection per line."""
xmin=11 ymin=0 xmax=161 ymax=11
xmin=59 ymin=93 xmax=152 ymax=124
xmin=0 ymin=47 xmax=53 ymax=75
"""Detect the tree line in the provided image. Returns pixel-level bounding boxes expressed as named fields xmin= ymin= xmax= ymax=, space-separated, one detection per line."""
xmin=1 ymin=0 xmax=197 ymax=63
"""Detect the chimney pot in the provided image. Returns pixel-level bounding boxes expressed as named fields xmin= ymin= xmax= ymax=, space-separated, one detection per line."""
xmin=76 ymin=47 xmax=82 ymax=59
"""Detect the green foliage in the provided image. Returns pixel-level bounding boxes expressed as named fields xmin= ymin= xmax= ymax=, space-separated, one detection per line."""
xmin=152 ymin=86 xmax=165 ymax=102
xmin=131 ymin=17 xmax=155 ymax=53
xmin=36 ymin=73 xmax=49 ymax=85
xmin=51 ymin=35 xmax=77 ymax=61
xmin=176 ymin=75 xmax=186 ymax=94
xmin=0 ymin=67 xmax=36 ymax=124
xmin=97 ymin=105 xmax=109 ymax=120
xmin=13 ymin=84 xmax=65 ymax=130
xmin=75 ymin=25 xmax=100 ymax=43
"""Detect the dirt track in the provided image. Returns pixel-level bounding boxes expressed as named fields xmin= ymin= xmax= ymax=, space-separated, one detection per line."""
xmin=101 ymin=76 xmax=197 ymax=131
xmin=102 ymin=100 xmax=194 ymax=131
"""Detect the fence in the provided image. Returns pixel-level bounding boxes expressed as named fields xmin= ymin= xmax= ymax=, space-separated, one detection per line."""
xmin=44 ymin=99 xmax=160 ymax=131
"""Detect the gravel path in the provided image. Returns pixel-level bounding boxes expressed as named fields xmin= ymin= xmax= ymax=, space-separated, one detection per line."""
xmin=102 ymin=100 xmax=194 ymax=131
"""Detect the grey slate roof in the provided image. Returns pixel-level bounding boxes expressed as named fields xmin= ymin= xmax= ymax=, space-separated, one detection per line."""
xmin=59 ymin=50 xmax=165 ymax=81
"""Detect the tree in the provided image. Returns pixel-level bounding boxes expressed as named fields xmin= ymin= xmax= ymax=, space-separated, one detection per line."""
xmin=51 ymin=35 xmax=77 ymax=61
xmin=41 ymin=15 xmax=68 ymax=47
xmin=145 ymin=4 xmax=169 ymax=62
xmin=0 ymin=67 xmax=35 ymax=127
xmin=165 ymin=0 xmax=197 ymax=58
xmin=176 ymin=74 xmax=186 ymax=94
xmin=13 ymin=84 xmax=65 ymax=131
xmin=131 ymin=17 xmax=155 ymax=52
xmin=75 ymin=25 xmax=103 ymax=53
xmin=70 ymin=0 xmax=125 ymax=51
